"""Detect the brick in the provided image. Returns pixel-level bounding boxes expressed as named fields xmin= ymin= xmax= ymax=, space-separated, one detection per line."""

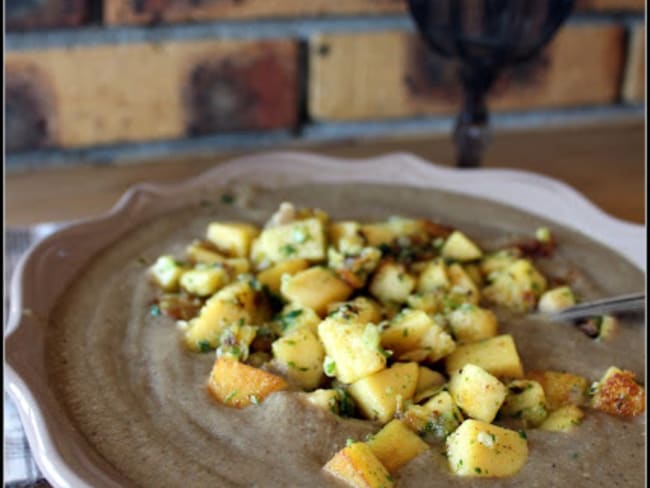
xmin=576 ymin=0 xmax=645 ymax=10
xmin=6 ymin=0 xmax=88 ymax=31
xmin=104 ymin=0 xmax=405 ymax=25
xmin=309 ymin=25 xmax=625 ymax=122
xmin=5 ymin=62 xmax=57 ymax=152
xmin=622 ymin=24 xmax=645 ymax=103
xmin=5 ymin=40 xmax=298 ymax=150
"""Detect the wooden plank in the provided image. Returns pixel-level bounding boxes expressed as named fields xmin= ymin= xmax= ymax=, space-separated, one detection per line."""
xmin=309 ymin=24 xmax=625 ymax=121
xmin=622 ymin=24 xmax=646 ymax=103
xmin=5 ymin=39 xmax=298 ymax=150
xmin=5 ymin=121 xmax=644 ymax=226
xmin=104 ymin=0 xmax=405 ymax=25
xmin=576 ymin=0 xmax=646 ymax=10
xmin=6 ymin=0 xmax=88 ymax=31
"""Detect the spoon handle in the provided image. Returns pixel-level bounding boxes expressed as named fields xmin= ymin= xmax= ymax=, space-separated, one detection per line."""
xmin=542 ymin=293 xmax=645 ymax=322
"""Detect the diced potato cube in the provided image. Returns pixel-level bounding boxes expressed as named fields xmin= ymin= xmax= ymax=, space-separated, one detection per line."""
xmin=348 ymin=362 xmax=418 ymax=423
xmin=381 ymin=310 xmax=455 ymax=363
xmin=304 ymin=389 xmax=338 ymax=413
xmin=386 ymin=217 xmax=430 ymax=241
xmin=329 ymin=246 xmax=382 ymax=289
xmin=328 ymin=296 xmax=383 ymax=325
xmin=221 ymin=258 xmax=251 ymax=277
xmin=483 ymin=259 xmax=547 ymax=312
xmin=403 ymin=390 xmax=463 ymax=440
xmin=360 ymin=223 xmax=396 ymax=247
xmin=415 ymin=320 xmax=456 ymax=363
xmin=156 ymin=293 xmax=202 ymax=321
xmin=590 ymin=366 xmax=645 ymax=417
xmin=206 ymin=222 xmax=260 ymax=258
xmin=184 ymin=280 xmax=270 ymax=351
xmin=598 ymin=315 xmax=619 ymax=341
xmin=535 ymin=227 xmax=553 ymax=242
xmin=448 ymin=364 xmax=507 ymax=423
xmin=576 ymin=315 xmax=620 ymax=341
xmin=463 ymin=263 xmax=484 ymax=287
xmin=274 ymin=303 xmax=322 ymax=335
xmin=361 ymin=217 xmax=429 ymax=248
xmin=501 ymin=380 xmax=548 ymax=427
xmin=415 ymin=367 xmax=447 ymax=395
xmin=186 ymin=240 xmax=227 ymax=265
xmin=447 ymin=264 xmax=481 ymax=305
xmin=369 ymin=262 xmax=416 ymax=304
xmin=149 ymin=255 xmax=187 ymax=292
xmin=406 ymin=292 xmax=444 ymax=315
xmin=216 ymin=323 xmax=257 ymax=361
xmin=207 ymin=357 xmax=287 ymax=408
xmin=538 ymin=405 xmax=584 ymax=432
xmin=445 ymin=335 xmax=524 ymax=379
xmin=538 ymin=286 xmax=576 ymax=312
xmin=441 ymin=231 xmax=483 ymax=262
xmin=379 ymin=302 xmax=402 ymax=321
xmin=526 ymin=370 xmax=589 ymax=411
xmin=479 ymin=248 xmax=521 ymax=277
xmin=281 ymin=267 xmax=352 ymax=316
xmin=256 ymin=258 xmax=309 ymax=296
xmin=330 ymin=221 xmax=365 ymax=254
xmin=417 ymin=259 xmax=450 ymax=293
xmin=366 ymin=420 xmax=429 ymax=473
xmin=179 ymin=265 xmax=229 ymax=296
xmin=446 ymin=419 xmax=528 ymax=477
xmin=256 ymin=218 xmax=327 ymax=263
xmin=271 ymin=327 xmax=325 ymax=390
xmin=447 ymin=304 xmax=498 ymax=343
xmin=295 ymin=206 xmax=330 ymax=225
xmin=381 ymin=309 xmax=433 ymax=356
xmin=318 ymin=319 xmax=386 ymax=384
xmin=323 ymin=442 xmax=393 ymax=488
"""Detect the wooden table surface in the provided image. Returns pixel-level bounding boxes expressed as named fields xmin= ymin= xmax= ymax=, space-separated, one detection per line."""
xmin=5 ymin=120 xmax=645 ymax=227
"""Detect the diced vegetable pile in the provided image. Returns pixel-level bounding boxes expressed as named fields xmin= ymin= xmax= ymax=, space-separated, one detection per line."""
xmin=147 ymin=202 xmax=645 ymax=486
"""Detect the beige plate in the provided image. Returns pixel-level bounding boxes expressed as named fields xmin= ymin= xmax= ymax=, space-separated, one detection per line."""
xmin=5 ymin=151 xmax=645 ymax=487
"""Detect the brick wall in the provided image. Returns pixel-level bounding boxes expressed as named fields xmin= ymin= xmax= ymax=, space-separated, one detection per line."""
xmin=5 ymin=0 xmax=646 ymax=166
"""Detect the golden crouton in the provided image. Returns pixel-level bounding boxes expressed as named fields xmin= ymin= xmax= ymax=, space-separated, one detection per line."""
xmin=207 ymin=357 xmax=287 ymax=408
xmin=591 ymin=367 xmax=645 ymax=417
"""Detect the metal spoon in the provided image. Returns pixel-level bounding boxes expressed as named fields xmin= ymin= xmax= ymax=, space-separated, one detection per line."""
xmin=540 ymin=292 xmax=645 ymax=322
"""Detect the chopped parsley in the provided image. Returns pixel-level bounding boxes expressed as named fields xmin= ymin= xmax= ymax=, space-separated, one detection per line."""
xmin=197 ymin=340 xmax=212 ymax=353
xmin=280 ymin=244 xmax=297 ymax=256
xmin=324 ymin=357 xmax=337 ymax=377
xmin=221 ymin=193 xmax=235 ymax=204
xmin=432 ymin=237 xmax=445 ymax=249
xmin=224 ymin=390 xmax=238 ymax=403
xmin=377 ymin=346 xmax=393 ymax=358
xmin=279 ymin=309 xmax=303 ymax=331
xmin=336 ymin=388 xmax=356 ymax=417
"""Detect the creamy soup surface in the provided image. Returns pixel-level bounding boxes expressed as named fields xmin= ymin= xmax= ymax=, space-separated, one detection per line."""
xmin=47 ymin=184 xmax=645 ymax=488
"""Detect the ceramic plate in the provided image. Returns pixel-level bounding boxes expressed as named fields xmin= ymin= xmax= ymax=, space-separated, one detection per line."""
xmin=5 ymin=152 xmax=645 ymax=487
